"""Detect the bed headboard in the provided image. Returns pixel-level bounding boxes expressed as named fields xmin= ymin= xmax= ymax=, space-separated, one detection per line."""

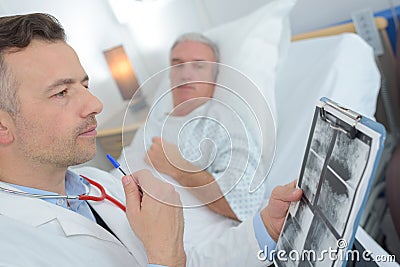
xmin=293 ymin=17 xmax=400 ymax=135
xmin=292 ymin=17 xmax=388 ymax=42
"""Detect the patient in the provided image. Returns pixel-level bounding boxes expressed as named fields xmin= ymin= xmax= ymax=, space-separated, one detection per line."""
xmin=118 ymin=33 xmax=267 ymax=221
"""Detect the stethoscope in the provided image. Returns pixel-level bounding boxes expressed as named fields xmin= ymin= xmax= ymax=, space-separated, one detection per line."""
xmin=0 ymin=174 xmax=127 ymax=212
xmin=0 ymin=154 xmax=142 ymax=212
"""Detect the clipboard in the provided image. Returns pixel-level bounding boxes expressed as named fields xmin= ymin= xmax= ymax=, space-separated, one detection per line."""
xmin=274 ymin=97 xmax=386 ymax=267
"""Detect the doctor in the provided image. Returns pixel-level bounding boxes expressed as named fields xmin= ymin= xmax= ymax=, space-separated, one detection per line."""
xmin=0 ymin=13 xmax=302 ymax=267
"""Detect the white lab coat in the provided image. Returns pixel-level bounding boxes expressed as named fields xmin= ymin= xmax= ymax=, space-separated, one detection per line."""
xmin=0 ymin=167 xmax=272 ymax=267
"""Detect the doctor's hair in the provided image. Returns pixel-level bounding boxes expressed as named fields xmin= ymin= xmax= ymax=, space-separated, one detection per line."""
xmin=0 ymin=13 xmax=66 ymax=116
xmin=170 ymin=32 xmax=220 ymax=80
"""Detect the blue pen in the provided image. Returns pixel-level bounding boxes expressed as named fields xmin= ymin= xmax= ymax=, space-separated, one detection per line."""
xmin=106 ymin=154 xmax=143 ymax=196
xmin=106 ymin=154 xmax=127 ymax=175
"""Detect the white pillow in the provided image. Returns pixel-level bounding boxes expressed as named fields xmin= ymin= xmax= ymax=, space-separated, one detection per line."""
xmin=204 ymin=0 xmax=297 ymax=125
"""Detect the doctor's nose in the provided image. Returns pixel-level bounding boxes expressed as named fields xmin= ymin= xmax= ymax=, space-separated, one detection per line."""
xmin=80 ymin=89 xmax=103 ymax=118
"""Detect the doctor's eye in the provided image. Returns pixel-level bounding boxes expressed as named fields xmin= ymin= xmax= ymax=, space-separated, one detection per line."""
xmin=54 ymin=89 xmax=68 ymax=98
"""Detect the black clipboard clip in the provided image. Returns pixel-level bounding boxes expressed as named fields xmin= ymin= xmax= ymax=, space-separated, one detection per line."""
xmin=319 ymin=99 xmax=361 ymax=139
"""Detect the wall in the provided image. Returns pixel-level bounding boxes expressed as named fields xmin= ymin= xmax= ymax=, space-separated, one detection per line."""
xmin=108 ymin=0 xmax=210 ymax=84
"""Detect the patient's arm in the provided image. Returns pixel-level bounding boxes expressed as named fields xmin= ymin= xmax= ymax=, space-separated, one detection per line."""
xmin=174 ymin=168 xmax=238 ymax=220
xmin=145 ymin=137 xmax=239 ymax=221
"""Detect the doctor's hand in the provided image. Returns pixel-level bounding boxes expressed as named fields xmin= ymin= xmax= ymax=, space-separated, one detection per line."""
xmin=261 ymin=180 xmax=302 ymax=242
xmin=122 ymin=170 xmax=186 ymax=267
xmin=145 ymin=137 xmax=195 ymax=178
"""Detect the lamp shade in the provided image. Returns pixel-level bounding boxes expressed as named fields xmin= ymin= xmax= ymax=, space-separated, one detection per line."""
xmin=103 ymin=45 xmax=139 ymax=100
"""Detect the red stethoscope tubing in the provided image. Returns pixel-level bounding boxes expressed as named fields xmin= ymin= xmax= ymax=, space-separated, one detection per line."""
xmin=79 ymin=175 xmax=126 ymax=212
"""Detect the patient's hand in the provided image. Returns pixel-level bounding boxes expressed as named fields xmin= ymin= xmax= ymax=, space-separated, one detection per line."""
xmin=145 ymin=137 xmax=194 ymax=177
xmin=261 ymin=180 xmax=302 ymax=241
xmin=145 ymin=137 xmax=239 ymax=220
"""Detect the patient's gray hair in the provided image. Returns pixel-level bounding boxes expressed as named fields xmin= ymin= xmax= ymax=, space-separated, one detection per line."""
xmin=170 ymin=32 xmax=220 ymax=80
xmin=170 ymin=32 xmax=220 ymax=63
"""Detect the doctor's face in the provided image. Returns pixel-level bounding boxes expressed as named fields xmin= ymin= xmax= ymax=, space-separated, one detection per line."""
xmin=5 ymin=40 xmax=103 ymax=167
xmin=170 ymin=41 xmax=216 ymax=110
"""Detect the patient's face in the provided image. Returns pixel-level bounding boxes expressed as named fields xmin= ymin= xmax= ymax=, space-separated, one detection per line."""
xmin=4 ymin=40 xmax=103 ymax=167
xmin=170 ymin=41 xmax=216 ymax=115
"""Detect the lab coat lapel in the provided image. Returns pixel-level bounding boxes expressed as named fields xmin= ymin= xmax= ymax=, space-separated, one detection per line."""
xmin=70 ymin=166 xmax=148 ymax=265
xmin=88 ymin=195 xmax=149 ymax=265
xmin=0 ymin=182 xmax=121 ymax=246
xmin=75 ymin=166 xmax=148 ymax=265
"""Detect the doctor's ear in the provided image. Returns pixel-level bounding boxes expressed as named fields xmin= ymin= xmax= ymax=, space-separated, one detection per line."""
xmin=0 ymin=110 xmax=15 ymax=145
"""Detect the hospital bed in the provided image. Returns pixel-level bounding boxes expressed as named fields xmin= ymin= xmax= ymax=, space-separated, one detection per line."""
xmin=77 ymin=2 xmax=399 ymax=264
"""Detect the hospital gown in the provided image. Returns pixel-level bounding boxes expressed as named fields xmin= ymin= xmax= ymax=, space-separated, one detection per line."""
xmin=119 ymin=100 xmax=267 ymax=221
